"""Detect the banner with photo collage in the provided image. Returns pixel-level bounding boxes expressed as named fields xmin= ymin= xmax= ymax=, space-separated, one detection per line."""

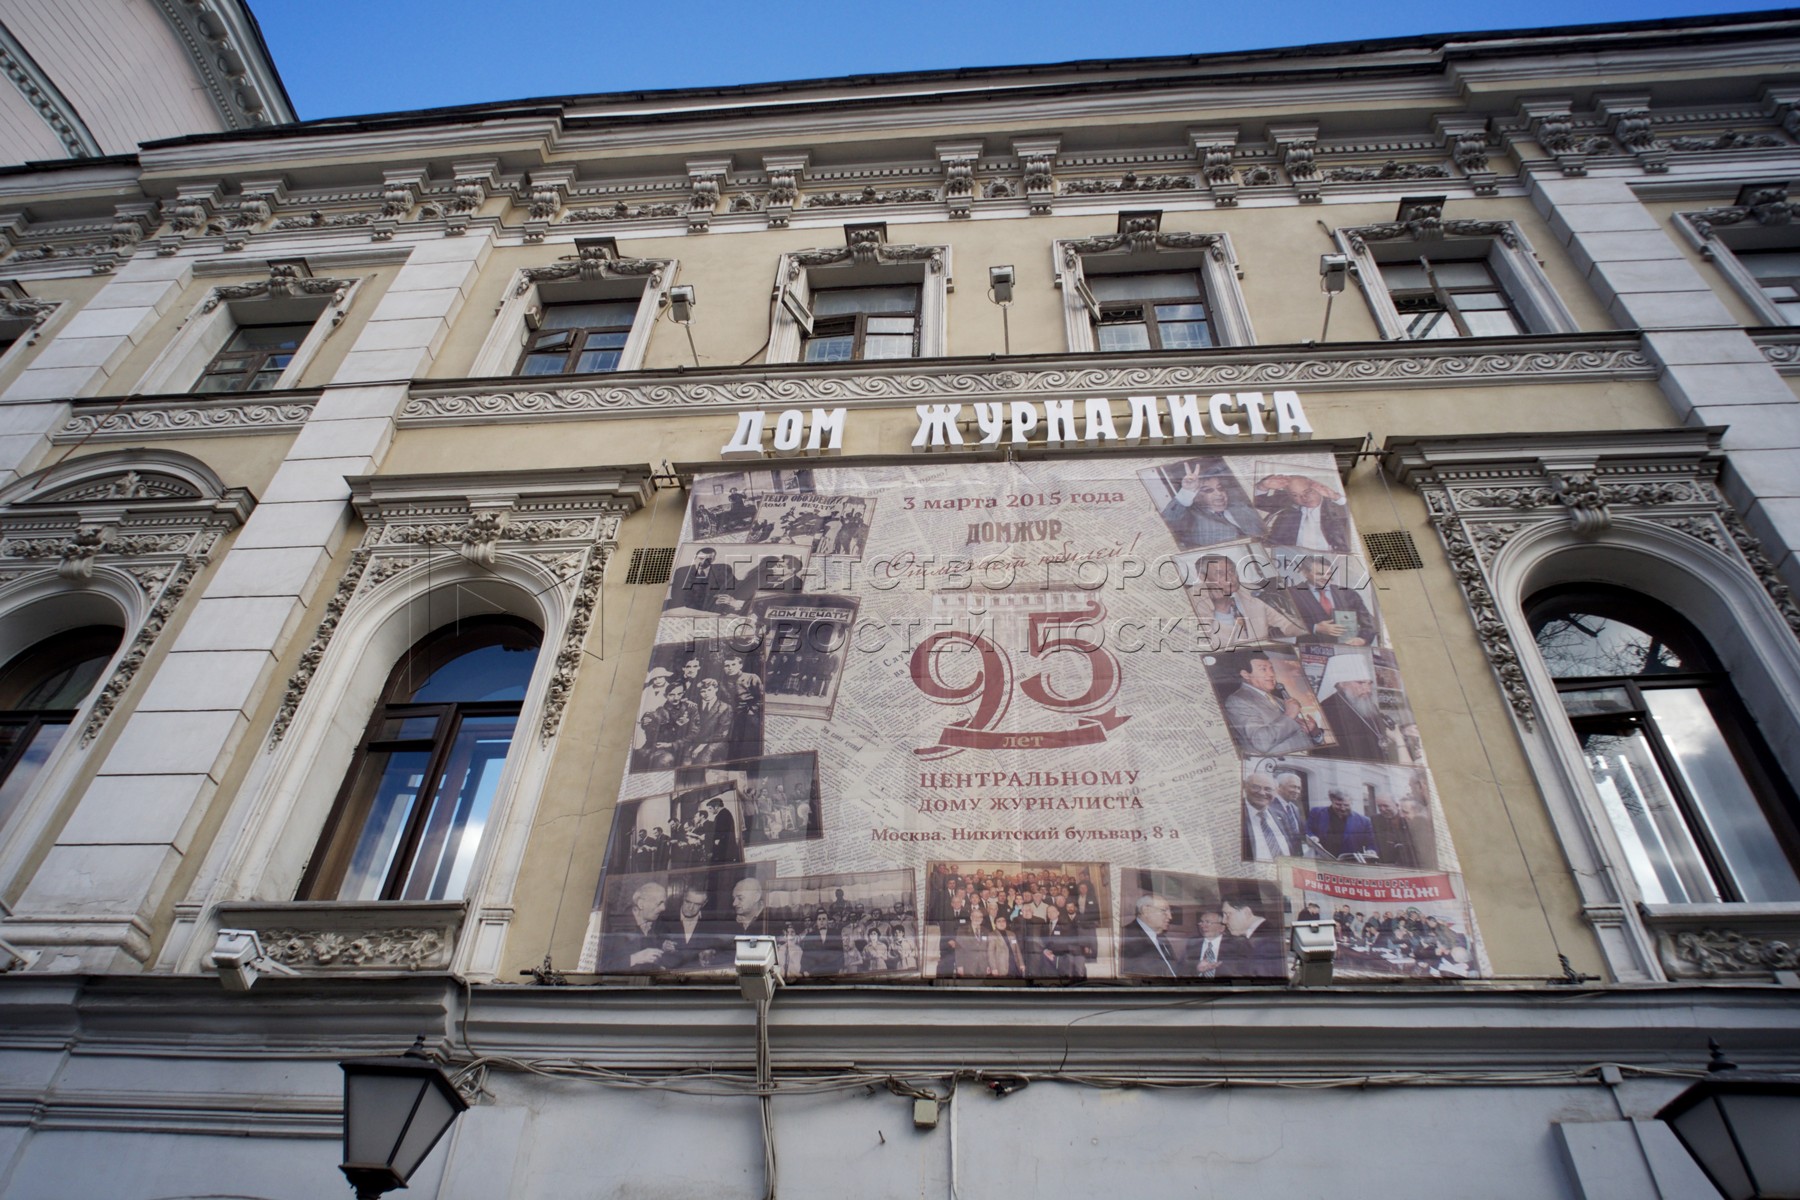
xmin=578 ymin=452 xmax=1487 ymax=983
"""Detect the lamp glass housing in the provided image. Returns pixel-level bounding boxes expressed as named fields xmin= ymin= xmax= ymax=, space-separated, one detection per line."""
xmin=1657 ymin=1075 xmax=1800 ymax=1199
xmin=340 ymin=1053 xmax=468 ymax=1198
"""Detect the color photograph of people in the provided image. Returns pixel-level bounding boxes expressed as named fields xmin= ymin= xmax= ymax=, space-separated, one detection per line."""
xmin=1208 ymin=647 xmax=1335 ymax=757
xmin=1279 ymin=553 xmax=1380 ymax=646
xmin=629 ymin=639 xmax=764 ymax=772
xmin=1179 ymin=550 xmax=1308 ymax=649
xmin=1243 ymin=757 xmax=1440 ymax=869
xmin=1253 ymin=464 xmax=1352 ymax=553
xmin=675 ymin=752 xmax=821 ymax=848
xmin=1283 ymin=861 xmax=1476 ymax=978
xmin=764 ymin=871 xmax=917 ymax=979
xmin=1140 ymin=456 xmax=1266 ymax=550
xmin=592 ymin=864 xmax=769 ymax=975
xmin=923 ymin=861 xmax=1109 ymax=981
xmin=1118 ymin=871 xmax=1285 ymax=980
xmin=1299 ymin=647 xmax=1421 ymax=765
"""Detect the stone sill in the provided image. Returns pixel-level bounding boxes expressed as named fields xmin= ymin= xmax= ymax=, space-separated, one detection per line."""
xmin=213 ymin=900 xmax=465 ymax=973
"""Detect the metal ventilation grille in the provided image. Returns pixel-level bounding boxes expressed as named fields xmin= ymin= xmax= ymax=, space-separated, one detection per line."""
xmin=1363 ymin=530 xmax=1424 ymax=572
xmin=625 ymin=547 xmax=675 ymax=585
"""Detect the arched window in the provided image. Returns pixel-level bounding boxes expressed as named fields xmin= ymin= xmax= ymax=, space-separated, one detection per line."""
xmin=298 ymin=617 xmax=542 ymax=903
xmin=0 ymin=625 xmax=122 ymax=821
xmin=1528 ymin=586 xmax=1800 ymax=904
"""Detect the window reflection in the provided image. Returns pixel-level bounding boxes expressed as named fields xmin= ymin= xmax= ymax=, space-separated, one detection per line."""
xmin=0 ymin=626 xmax=122 ymax=825
xmin=1530 ymin=587 xmax=1800 ymax=904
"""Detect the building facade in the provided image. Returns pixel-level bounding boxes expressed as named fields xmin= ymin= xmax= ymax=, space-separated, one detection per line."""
xmin=0 ymin=8 xmax=1796 ymax=1198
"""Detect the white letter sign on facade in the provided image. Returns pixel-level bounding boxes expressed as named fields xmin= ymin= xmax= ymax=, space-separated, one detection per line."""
xmin=719 ymin=394 xmax=1313 ymax=457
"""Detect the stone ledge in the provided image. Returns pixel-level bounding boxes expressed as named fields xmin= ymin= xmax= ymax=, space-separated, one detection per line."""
xmin=213 ymin=900 xmax=466 ymax=972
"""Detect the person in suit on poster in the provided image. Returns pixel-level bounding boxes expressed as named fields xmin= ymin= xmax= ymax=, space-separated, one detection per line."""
xmin=1221 ymin=652 xmax=1323 ymax=756
xmin=667 ymin=547 xmax=743 ymax=613
xmin=1118 ymin=893 xmax=1181 ymax=977
xmin=1254 ymin=473 xmax=1352 ymax=553
xmin=1314 ymin=653 xmax=1400 ymax=764
xmin=1160 ymin=462 xmax=1265 ymax=547
xmin=1306 ymin=788 xmax=1378 ymax=859
xmin=1241 ymin=770 xmax=1305 ymax=861
xmin=1285 ymin=555 xmax=1373 ymax=645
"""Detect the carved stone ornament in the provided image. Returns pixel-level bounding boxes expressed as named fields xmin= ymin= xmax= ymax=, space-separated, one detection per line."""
xmin=1666 ymin=131 xmax=1787 ymax=152
xmin=788 ymin=239 xmax=944 ymax=277
xmin=1061 ymin=226 xmax=1225 ymax=269
xmin=804 ymin=186 xmax=938 ymax=208
xmin=1450 ymin=130 xmax=1490 ymax=174
xmin=399 ymin=339 xmax=1656 ymax=426
xmin=516 ymin=243 xmax=669 ymax=294
xmin=211 ymin=901 xmax=466 ymax=973
xmin=1683 ymin=185 xmax=1796 ymax=238
xmin=1345 ymin=209 xmax=1519 ymax=255
xmin=1322 ymin=161 xmax=1452 ymax=183
xmin=269 ymin=474 xmax=645 ymax=746
xmin=1061 ymin=173 xmax=1195 ymax=196
xmin=261 ymin=927 xmax=451 ymax=969
xmin=53 ymin=397 xmax=315 ymax=443
xmin=564 ymin=200 xmax=685 ymax=222
xmin=200 ymin=263 xmax=353 ymax=313
xmin=1398 ymin=442 xmax=1800 ymax=726
xmin=0 ymin=458 xmax=252 ymax=744
xmin=1659 ymin=926 xmax=1800 ymax=979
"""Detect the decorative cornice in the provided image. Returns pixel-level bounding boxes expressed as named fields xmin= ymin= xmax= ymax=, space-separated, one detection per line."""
xmin=212 ymin=901 xmax=464 ymax=972
xmin=199 ymin=263 xmax=353 ymax=313
xmin=53 ymin=397 xmax=316 ymax=443
xmin=147 ymin=0 xmax=294 ymax=130
xmin=0 ymin=19 xmax=101 ymax=158
xmin=401 ymin=339 xmax=1655 ymax=427
xmin=1643 ymin=905 xmax=1800 ymax=981
xmin=1682 ymin=184 xmax=1795 ymax=238
xmin=516 ymin=243 xmax=669 ymax=294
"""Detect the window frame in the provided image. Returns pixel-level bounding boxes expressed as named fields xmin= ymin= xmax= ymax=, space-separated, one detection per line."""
xmin=193 ymin=320 xmax=315 ymax=393
xmin=1337 ymin=221 xmax=1577 ymax=341
xmin=1086 ymin=270 xmax=1217 ymax=352
xmin=136 ymin=279 xmax=361 ymax=396
xmin=800 ymin=284 xmax=923 ymax=362
xmin=297 ymin=616 xmax=542 ymax=904
xmin=1674 ymin=208 xmax=1800 ymax=327
xmin=1381 ymin=257 xmax=1526 ymax=340
xmin=513 ymin=298 xmax=641 ymax=376
xmin=474 ymin=257 xmax=674 ymax=378
xmin=1528 ymin=586 xmax=1800 ymax=906
xmin=1053 ymin=235 xmax=1253 ymax=352
xmin=769 ymin=241 xmax=951 ymax=364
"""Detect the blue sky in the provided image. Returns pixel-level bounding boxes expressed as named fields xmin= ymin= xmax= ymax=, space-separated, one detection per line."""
xmin=251 ymin=0 xmax=1798 ymax=122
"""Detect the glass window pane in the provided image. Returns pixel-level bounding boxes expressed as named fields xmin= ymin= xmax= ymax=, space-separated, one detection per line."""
xmin=802 ymin=336 xmax=855 ymax=362
xmin=337 ymin=749 xmax=434 ymax=901
xmin=1534 ymin=611 xmax=1684 ymax=678
xmin=1760 ymin=284 xmax=1800 ymax=302
xmin=521 ymin=353 xmax=567 ymax=376
xmin=540 ymin=300 xmax=637 ymax=329
xmin=532 ymin=330 xmax=574 ymax=351
xmin=1379 ymin=263 xmax=1430 ymax=290
xmin=1156 ymin=320 xmax=1213 ymax=349
xmin=401 ymin=713 xmax=518 ymax=900
xmin=1153 ymin=303 xmax=1208 ymax=322
xmin=810 ymin=287 xmax=919 ymax=316
xmin=1403 ymin=310 xmax=1458 ymax=339
xmin=1644 ymin=689 xmax=1800 ymax=901
xmin=1455 ymin=292 xmax=1510 ymax=310
xmin=0 ymin=722 xmax=66 ymax=824
xmin=1429 ymin=261 xmax=1495 ymax=287
xmin=583 ymin=332 xmax=629 ymax=350
xmin=1087 ymin=273 xmax=1202 ymax=301
xmin=1097 ymin=323 xmax=1152 ymax=352
xmin=862 ymin=335 xmax=916 ymax=360
xmin=245 ymin=372 xmax=280 ymax=391
xmin=1580 ymin=725 xmax=1722 ymax=904
xmin=574 ymin=347 xmax=623 ymax=372
xmin=1459 ymin=307 xmax=1524 ymax=336
xmin=406 ymin=643 xmax=539 ymax=703
xmin=230 ymin=325 xmax=307 ymax=350
xmin=1741 ymin=250 xmax=1800 ymax=279
xmin=864 ymin=317 xmax=915 ymax=335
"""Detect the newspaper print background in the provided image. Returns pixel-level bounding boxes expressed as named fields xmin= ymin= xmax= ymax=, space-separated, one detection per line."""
xmin=578 ymin=452 xmax=1487 ymax=982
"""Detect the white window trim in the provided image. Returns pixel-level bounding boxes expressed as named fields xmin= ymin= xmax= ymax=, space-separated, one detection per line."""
xmin=1053 ymin=232 xmax=1253 ymax=352
xmin=1673 ymin=207 xmax=1797 ymax=327
xmin=768 ymin=241 xmax=951 ymax=364
xmin=0 ymin=450 xmax=251 ymax=914
xmin=1392 ymin=430 xmax=1800 ymax=984
xmin=165 ymin=469 xmax=645 ymax=981
xmin=1337 ymin=219 xmax=1577 ymax=341
xmin=135 ymin=275 xmax=362 ymax=395
xmin=472 ymin=256 xmax=675 ymax=378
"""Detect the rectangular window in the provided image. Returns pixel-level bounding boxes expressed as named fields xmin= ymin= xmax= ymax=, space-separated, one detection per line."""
xmin=1736 ymin=249 xmax=1800 ymax=324
xmin=1379 ymin=259 xmax=1523 ymax=339
xmin=517 ymin=299 xmax=639 ymax=376
xmin=194 ymin=322 xmax=312 ymax=393
xmin=802 ymin=286 xmax=920 ymax=362
xmin=1089 ymin=271 xmax=1213 ymax=352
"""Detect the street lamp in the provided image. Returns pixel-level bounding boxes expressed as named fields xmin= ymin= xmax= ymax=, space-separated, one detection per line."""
xmin=1656 ymin=1041 xmax=1800 ymax=1199
xmin=338 ymin=1037 xmax=469 ymax=1200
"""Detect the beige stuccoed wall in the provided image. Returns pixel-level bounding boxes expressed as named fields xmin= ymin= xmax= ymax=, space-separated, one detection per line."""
xmin=388 ymin=374 xmax=1681 ymax=983
xmin=1644 ymin=196 xmax=1768 ymax=330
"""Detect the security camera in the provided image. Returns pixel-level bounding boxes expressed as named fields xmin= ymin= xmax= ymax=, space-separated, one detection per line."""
xmin=209 ymin=928 xmax=297 ymax=992
xmin=1290 ymin=919 xmax=1337 ymax=987
xmin=668 ymin=285 xmax=697 ymax=322
xmin=735 ymin=935 xmax=780 ymax=1004
xmin=989 ymin=265 xmax=1015 ymax=305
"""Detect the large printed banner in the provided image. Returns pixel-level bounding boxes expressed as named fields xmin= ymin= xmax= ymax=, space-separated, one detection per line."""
xmin=578 ymin=452 xmax=1487 ymax=983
